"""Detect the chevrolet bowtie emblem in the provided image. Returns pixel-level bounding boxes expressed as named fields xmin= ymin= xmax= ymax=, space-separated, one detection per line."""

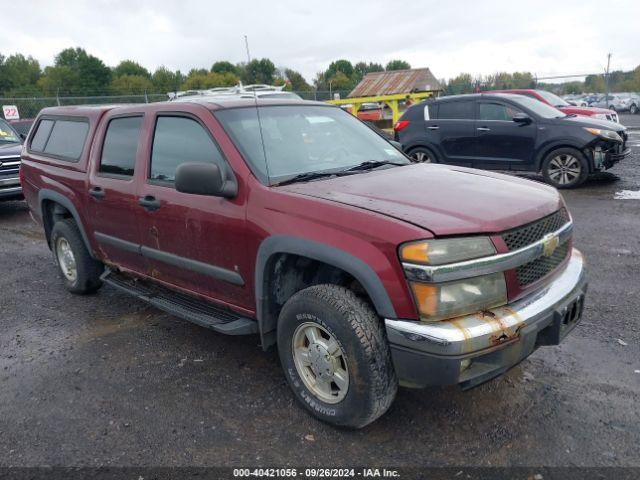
xmin=541 ymin=232 xmax=560 ymax=257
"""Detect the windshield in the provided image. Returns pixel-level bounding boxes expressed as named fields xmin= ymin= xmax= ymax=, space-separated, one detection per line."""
xmin=0 ymin=119 xmax=21 ymax=144
xmin=214 ymin=105 xmax=409 ymax=184
xmin=510 ymin=95 xmax=566 ymax=119
xmin=536 ymin=90 xmax=569 ymax=107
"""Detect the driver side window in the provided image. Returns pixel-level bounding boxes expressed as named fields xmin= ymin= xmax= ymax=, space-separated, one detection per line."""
xmin=479 ymin=103 xmax=522 ymax=121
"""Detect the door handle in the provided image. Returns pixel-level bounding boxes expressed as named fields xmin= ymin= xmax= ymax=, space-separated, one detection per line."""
xmin=477 ymin=127 xmax=491 ymax=132
xmin=89 ymin=186 xmax=105 ymax=199
xmin=427 ymin=126 xmax=440 ymax=130
xmin=138 ymin=195 xmax=161 ymax=211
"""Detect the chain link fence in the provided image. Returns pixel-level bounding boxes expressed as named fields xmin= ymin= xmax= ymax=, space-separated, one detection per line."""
xmin=0 ymin=91 xmax=351 ymax=120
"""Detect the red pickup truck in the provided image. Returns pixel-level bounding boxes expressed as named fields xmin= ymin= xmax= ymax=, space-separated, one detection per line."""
xmin=20 ymin=98 xmax=587 ymax=428
xmin=486 ymin=89 xmax=619 ymax=123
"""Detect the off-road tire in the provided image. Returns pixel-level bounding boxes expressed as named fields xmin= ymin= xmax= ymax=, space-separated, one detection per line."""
xmin=277 ymin=284 xmax=398 ymax=428
xmin=408 ymin=146 xmax=438 ymax=163
xmin=541 ymin=147 xmax=589 ymax=189
xmin=51 ymin=219 xmax=104 ymax=294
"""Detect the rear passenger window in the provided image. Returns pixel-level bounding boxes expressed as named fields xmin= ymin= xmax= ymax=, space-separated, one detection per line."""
xmin=424 ymin=103 xmax=438 ymax=120
xmin=437 ymin=101 xmax=474 ymax=120
xmin=150 ymin=116 xmax=226 ymax=183
xmin=30 ymin=118 xmax=89 ymax=161
xmin=30 ymin=119 xmax=54 ymax=151
xmin=99 ymin=116 xmax=143 ymax=177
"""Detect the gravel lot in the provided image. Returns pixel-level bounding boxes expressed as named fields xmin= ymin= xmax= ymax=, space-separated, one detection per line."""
xmin=1 ymin=125 xmax=639 ymax=468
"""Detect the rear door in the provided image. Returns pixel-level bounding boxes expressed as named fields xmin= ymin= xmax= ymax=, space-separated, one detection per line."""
xmin=474 ymin=100 xmax=537 ymax=170
xmin=430 ymin=99 xmax=476 ymax=166
xmin=87 ymin=111 xmax=146 ymax=273
xmin=135 ymin=104 xmax=251 ymax=309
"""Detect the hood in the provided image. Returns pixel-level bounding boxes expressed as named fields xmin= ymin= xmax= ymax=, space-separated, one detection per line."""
xmin=559 ymin=105 xmax=614 ymax=115
xmin=557 ymin=114 xmax=624 ymax=131
xmin=279 ymin=164 xmax=563 ymax=236
xmin=0 ymin=141 xmax=22 ymax=158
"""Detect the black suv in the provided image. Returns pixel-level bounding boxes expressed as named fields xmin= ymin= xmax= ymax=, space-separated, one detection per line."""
xmin=394 ymin=93 xmax=630 ymax=188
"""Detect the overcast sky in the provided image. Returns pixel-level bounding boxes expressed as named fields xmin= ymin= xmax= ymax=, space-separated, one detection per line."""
xmin=3 ymin=0 xmax=639 ymax=83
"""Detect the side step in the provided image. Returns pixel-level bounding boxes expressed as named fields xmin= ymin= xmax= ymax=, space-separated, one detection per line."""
xmin=101 ymin=269 xmax=258 ymax=336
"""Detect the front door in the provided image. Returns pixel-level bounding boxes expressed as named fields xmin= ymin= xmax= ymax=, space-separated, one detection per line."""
xmin=87 ymin=112 xmax=146 ymax=274
xmin=136 ymin=108 xmax=250 ymax=309
xmin=474 ymin=101 xmax=537 ymax=170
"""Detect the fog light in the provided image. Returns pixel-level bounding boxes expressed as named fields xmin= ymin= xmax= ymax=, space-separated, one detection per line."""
xmin=460 ymin=359 xmax=472 ymax=373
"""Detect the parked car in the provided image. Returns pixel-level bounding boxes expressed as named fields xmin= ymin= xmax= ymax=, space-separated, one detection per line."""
xmin=394 ymin=93 xmax=630 ymax=188
xmin=486 ymin=89 xmax=619 ymax=123
xmin=563 ymin=94 xmax=587 ymax=107
xmin=590 ymin=93 xmax=640 ymax=114
xmin=21 ymin=98 xmax=587 ymax=428
xmin=0 ymin=118 xmax=24 ymax=201
xmin=356 ymin=102 xmax=383 ymax=121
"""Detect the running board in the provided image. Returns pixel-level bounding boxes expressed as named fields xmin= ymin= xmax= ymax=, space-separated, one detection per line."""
xmin=101 ymin=269 xmax=258 ymax=336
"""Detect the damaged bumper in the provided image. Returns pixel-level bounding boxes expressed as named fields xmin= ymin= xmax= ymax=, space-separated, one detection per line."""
xmin=385 ymin=248 xmax=587 ymax=389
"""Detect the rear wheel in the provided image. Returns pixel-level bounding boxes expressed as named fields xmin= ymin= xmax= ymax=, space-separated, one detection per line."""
xmin=277 ymin=284 xmax=397 ymax=428
xmin=51 ymin=219 xmax=104 ymax=294
xmin=630 ymin=104 xmax=638 ymax=115
xmin=408 ymin=146 xmax=438 ymax=163
xmin=541 ymin=148 xmax=589 ymax=189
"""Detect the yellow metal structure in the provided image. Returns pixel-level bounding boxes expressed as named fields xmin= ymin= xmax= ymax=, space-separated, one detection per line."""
xmin=326 ymin=91 xmax=435 ymax=124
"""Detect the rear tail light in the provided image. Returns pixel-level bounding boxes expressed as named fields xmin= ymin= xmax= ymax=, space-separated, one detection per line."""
xmin=394 ymin=120 xmax=409 ymax=132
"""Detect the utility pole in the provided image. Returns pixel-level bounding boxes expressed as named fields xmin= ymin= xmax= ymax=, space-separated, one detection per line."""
xmin=604 ymin=53 xmax=612 ymax=100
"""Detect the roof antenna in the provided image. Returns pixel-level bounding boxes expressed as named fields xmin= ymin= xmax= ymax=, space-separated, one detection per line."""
xmin=244 ymin=35 xmax=271 ymax=181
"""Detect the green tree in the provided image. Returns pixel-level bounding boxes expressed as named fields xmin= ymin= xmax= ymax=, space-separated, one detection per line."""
xmin=353 ymin=61 xmax=383 ymax=82
xmin=211 ymin=61 xmax=238 ymax=76
xmin=113 ymin=60 xmax=150 ymax=78
xmin=181 ymin=71 xmax=238 ymax=90
xmin=0 ymin=54 xmax=41 ymax=95
xmin=241 ymin=58 xmax=276 ymax=84
xmin=385 ymin=59 xmax=411 ymax=71
xmin=328 ymin=71 xmax=353 ymax=91
xmin=152 ymin=66 xmax=184 ymax=93
xmin=109 ymin=74 xmax=153 ymax=95
xmin=446 ymin=73 xmax=475 ymax=95
xmin=50 ymin=47 xmax=112 ymax=94
xmin=284 ymin=68 xmax=311 ymax=91
xmin=37 ymin=65 xmax=78 ymax=95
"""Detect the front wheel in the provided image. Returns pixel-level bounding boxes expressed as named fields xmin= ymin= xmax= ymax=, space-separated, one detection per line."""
xmin=277 ymin=284 xmax=397 ymax=428
xmin=541 ymin=148 xmax=589 ymax=189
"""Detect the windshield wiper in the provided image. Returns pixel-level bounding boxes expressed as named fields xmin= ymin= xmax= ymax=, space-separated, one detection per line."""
xmin=340 ymin=160 xmax=406 ymax=173
xmin=274 ymin=171 xmax=338 ymax=186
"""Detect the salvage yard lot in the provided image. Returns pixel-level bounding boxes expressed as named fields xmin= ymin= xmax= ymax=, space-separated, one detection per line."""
xmin=1 ymin=119 xmax=639 ymax=467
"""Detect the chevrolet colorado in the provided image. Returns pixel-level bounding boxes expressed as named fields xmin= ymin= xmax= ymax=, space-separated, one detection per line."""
xmin=20 ymin=99 xmax=587 ymax=428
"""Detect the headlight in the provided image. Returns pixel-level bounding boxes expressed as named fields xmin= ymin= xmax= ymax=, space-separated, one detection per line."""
xmin=584 ymin=127 xmax=622 ymax=142
xmin=400 ymin=237 xmax=495 ymax=266
xmin=409 ymin=273 xmax=508 ymax=322
xmin=400 ymin=237 xmax=506 ymax=322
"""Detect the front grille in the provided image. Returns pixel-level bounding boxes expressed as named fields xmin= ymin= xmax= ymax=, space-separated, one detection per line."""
xmin=0 ymin=156 xmax=21 ymax=175
xmin=502 ymin=208 xmax=570 ymax=251
xmin=516 ymin=241 xmax=569 ymax=286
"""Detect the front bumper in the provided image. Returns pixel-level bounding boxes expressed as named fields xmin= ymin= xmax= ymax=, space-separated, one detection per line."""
xmin=0 ymin=176 xmax=22 ymax=200
xmin=385 ymin=248 xmax=587 ymax=389
xmin=604 ymin=147 xmax=631 ymax=168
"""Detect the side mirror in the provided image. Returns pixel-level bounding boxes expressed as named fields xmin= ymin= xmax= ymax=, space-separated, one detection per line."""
xmin=175 ymin=162 xmax=237 ymax=198
xmin=512 ymin=113 xmax=532 ymax=125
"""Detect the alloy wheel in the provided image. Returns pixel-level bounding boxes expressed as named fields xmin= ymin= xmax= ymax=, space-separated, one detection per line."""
xmin=548 ymin=154 xmax=582 ymax=186
xmin=56 ymin=237 xmax=78 ymax=283
xmin=411 ymin=150 xmax=432 ymax=163
xmin=292 ymin=322 xmax=349 ymax=404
